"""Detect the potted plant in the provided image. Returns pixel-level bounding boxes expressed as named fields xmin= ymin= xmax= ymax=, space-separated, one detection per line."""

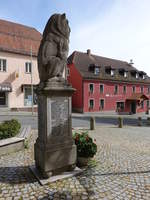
xmin=73 ymin=131 xmax=97 ymax=167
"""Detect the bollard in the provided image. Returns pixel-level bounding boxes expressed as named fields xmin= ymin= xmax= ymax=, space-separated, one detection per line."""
xmin=90 ymin=117 xmax=95 ymax=130
xmin=147 ymin=117 xmax=150 ymax=126
xmin=138 ymin=117 xmax=142 ymax=126
xmin=118 ymin=117 xmax=123 ymax=128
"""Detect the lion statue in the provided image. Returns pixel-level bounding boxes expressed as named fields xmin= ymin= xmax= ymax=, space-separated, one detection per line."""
xmin=38 ymin=13 xmax=70 ymax=85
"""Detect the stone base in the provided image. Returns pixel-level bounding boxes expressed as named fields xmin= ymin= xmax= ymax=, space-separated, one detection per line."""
xmin=35 ymin=142 xmax=77 ymax=178
xmin=30 ymin=165 xmax=82 ymax=185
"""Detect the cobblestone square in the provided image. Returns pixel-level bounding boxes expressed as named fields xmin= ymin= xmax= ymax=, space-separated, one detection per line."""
xmin=0 ymin=126 xmax=150 ymax=199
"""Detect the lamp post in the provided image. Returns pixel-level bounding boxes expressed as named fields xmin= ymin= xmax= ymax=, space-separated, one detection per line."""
xmin=30 ymin=46 xmax=34 ymax=115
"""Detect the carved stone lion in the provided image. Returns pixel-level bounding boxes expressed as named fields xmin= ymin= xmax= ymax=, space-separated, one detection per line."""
xmin=38 ymin=13 xmax=70 ymax=84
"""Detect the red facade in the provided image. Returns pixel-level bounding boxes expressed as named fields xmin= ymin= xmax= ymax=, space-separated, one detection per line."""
xmin=68 ymin=63 xmax=150 ymax=114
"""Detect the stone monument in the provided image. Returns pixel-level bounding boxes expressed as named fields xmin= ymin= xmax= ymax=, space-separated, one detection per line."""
xmin=34 ymin=13 xmax=76 ymax=178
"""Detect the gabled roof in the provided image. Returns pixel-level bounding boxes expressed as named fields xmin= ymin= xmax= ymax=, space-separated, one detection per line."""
xmin=68 ymin=50 xmax=150 ymax=83
xmin=0 ymin=19 xmax=42 ymax=57
xmin=126 ymin=93 xmax=149 ymax=101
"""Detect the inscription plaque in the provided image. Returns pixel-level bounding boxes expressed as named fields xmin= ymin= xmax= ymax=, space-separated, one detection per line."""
xmin=51 ymin=97 xmax=69 ymax=137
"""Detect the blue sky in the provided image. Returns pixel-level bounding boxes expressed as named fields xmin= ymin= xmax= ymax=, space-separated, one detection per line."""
xmin=0 ymin=0 xmax=150 ymax=75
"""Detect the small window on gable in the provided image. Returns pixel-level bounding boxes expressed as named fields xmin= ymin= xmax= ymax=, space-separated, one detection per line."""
xmin=0 ymin=59 xmax=7 ymax=72
xmin=25 ymin=62 xmax=32 ymax=73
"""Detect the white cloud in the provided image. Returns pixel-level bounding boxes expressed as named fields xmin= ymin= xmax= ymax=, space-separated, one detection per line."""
xmin=70 ymin=0 xmax=150 ymax=75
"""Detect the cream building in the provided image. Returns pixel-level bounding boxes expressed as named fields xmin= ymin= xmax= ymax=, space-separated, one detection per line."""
xmin=0 ymin=19 xmax=41 ymax=110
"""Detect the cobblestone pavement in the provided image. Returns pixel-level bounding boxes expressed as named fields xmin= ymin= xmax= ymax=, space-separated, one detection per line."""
xmin=1 ymin=126 xmax=150 ymax=199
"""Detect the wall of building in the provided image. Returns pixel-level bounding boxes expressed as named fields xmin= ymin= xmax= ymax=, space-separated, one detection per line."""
xmin=67 ymin=64 xmax=83 ymax=112
xmin=83 ymin=79 xmax=150 ymax=113
xmin=0 ymin=51 xmax=39 ymax=108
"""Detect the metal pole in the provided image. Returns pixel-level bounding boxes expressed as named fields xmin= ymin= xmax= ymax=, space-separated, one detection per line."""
xmin=30 ymin=46 xmax=34 ymax=115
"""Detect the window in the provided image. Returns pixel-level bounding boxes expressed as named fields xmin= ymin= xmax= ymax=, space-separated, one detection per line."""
xmin=132 ymin=86 xmax=136 ymax=93
xmin=124 ymin=71 xmax=127 ymax=78
xmin=147 ymin=100 xmax=149 ymax=108
xmin=100 ymin=99 xmax=104 ymax=110
xmin=148 ymin=87 xmax=150 ymax=94
xmin=89 ymin=99 xmax=94 ymax=109
xmin=24 ymin=87 xmax=37 ymax=106
xmin=123 ymin=85 xmax=126 ymax=94
xmin=136 ymin=73 xmax=139 ymax=79
xmin=141 ymin=86 xmax=144 ymax=93
xmin=0 ymin=59 xmax=6 ymax=72
xmin=94 ymin=67 xmax=100 ymax=75
xmin=114 ymin=85 xmax=118 ymax=94
xmin=89 ymin=83 xmax=94 ymax=93
xmin=25 ymin=62 xmax=32 ymax=73
xmin=66 ymin=68 xmax=70 ymax=76
xmin=100 ymin=84 xmax=104 ymax=94
xmin=111 ymin=69 xmax=114 ymax=76
xmin=116 ymin=102 xmax=124 ymax=112
xmin=141 ymin=101 xmax=144 ymax=109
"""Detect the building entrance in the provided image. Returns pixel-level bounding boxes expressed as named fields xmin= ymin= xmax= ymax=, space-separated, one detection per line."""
xmin=0 ymin=92 xmax=6 ymax=106
xmin=131 ymin=101 xmax=136 ymax=114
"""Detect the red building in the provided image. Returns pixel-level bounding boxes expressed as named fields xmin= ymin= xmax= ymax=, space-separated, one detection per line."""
xmin=67 ymin=50 xmax=150 ymax=114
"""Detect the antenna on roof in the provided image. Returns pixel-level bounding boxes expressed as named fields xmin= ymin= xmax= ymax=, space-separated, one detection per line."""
xmin=129 ymin=59 xmax=134 ymax=65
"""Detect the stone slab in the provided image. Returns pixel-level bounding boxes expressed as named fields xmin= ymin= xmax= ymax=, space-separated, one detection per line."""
xmin=0 ymin=137 xmax=24 ymax=156
xmin=30 ymin=165 xmax=82 ymax=185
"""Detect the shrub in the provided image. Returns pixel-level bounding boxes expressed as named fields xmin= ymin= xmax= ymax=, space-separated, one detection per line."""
xmin=73 ymin=131 xmax=97 ymax=158
xmin=0 ymin=119 xmax=21 ymax=140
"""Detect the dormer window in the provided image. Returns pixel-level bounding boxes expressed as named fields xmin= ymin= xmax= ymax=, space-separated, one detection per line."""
xmin=124 ymin=71 xmax=127 ymax=78
xmin=139 ymin=71 xmax=146 ymax=80
xmin=105 ymin=66 xmax=115 ymax=76
xmin=94 ymin=67 xmax=100 ymax=75
xmin=89 ymin=64 xmax=100 ymax=75
xmin=136 ymin=73 xmax=139 ymax=79
xmin=131 ymin=70 xmax=137 ymax=78
xmin=111 ymin=69 xmax=114 ymax=76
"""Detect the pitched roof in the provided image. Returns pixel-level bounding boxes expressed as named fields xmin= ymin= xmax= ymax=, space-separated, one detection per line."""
xmin=68 ymin=50 xmax=150 ymax=83
xmin=126 ymin=93 xmax=149 ymax=101
xmin=0 ymin=19 xmax=42 ymax=57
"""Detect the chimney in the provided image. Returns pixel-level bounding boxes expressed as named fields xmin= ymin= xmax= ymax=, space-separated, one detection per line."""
xmin=87 ymin=49 xmax=91 ymax=56
xmin=129 ymin=59 xmax=134 ymax=65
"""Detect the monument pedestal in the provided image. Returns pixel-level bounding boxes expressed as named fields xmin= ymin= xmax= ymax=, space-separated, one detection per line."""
xmin=34 ymin=81 xmax=76 ymax=178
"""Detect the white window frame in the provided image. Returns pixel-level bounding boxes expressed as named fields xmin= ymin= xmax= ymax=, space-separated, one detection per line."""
xmin=99 ymin=98 xmax=105 ymax=110
xmin=114 ymin=85 xmax=118 ymax=94
xmin=123 ymin=85 xmax=126 ymax=94
xmin=0 ymin=59 xmax=7 ymax=72
xmin=89 ymin=83 xmax=94 ymax=94
xmin=141 ymin=86 xmax=144 ymax=93
xmin=25 ymin=62 xmax=32 ymax=74
xmin=116 ymin=101 xmax=125 ymax=111
xmin=89 ymin=98 xmax=94 ymax=109
xmin=132 ymin=85 xmax=136 ymax=93
xmin=99 ymin=84 xmax=104 ymax=94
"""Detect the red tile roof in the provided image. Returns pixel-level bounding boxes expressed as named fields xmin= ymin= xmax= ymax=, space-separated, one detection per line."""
xmin=0 ymin=19 xmax=42 ymax=57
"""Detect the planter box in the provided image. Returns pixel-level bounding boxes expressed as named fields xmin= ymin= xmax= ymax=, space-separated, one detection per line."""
xmin=0 ymin=137 xmax=24 ymax=156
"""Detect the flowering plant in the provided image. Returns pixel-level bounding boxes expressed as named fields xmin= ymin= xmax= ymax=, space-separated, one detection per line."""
xmin=73 ymin=131 xmax=97 ymax=158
